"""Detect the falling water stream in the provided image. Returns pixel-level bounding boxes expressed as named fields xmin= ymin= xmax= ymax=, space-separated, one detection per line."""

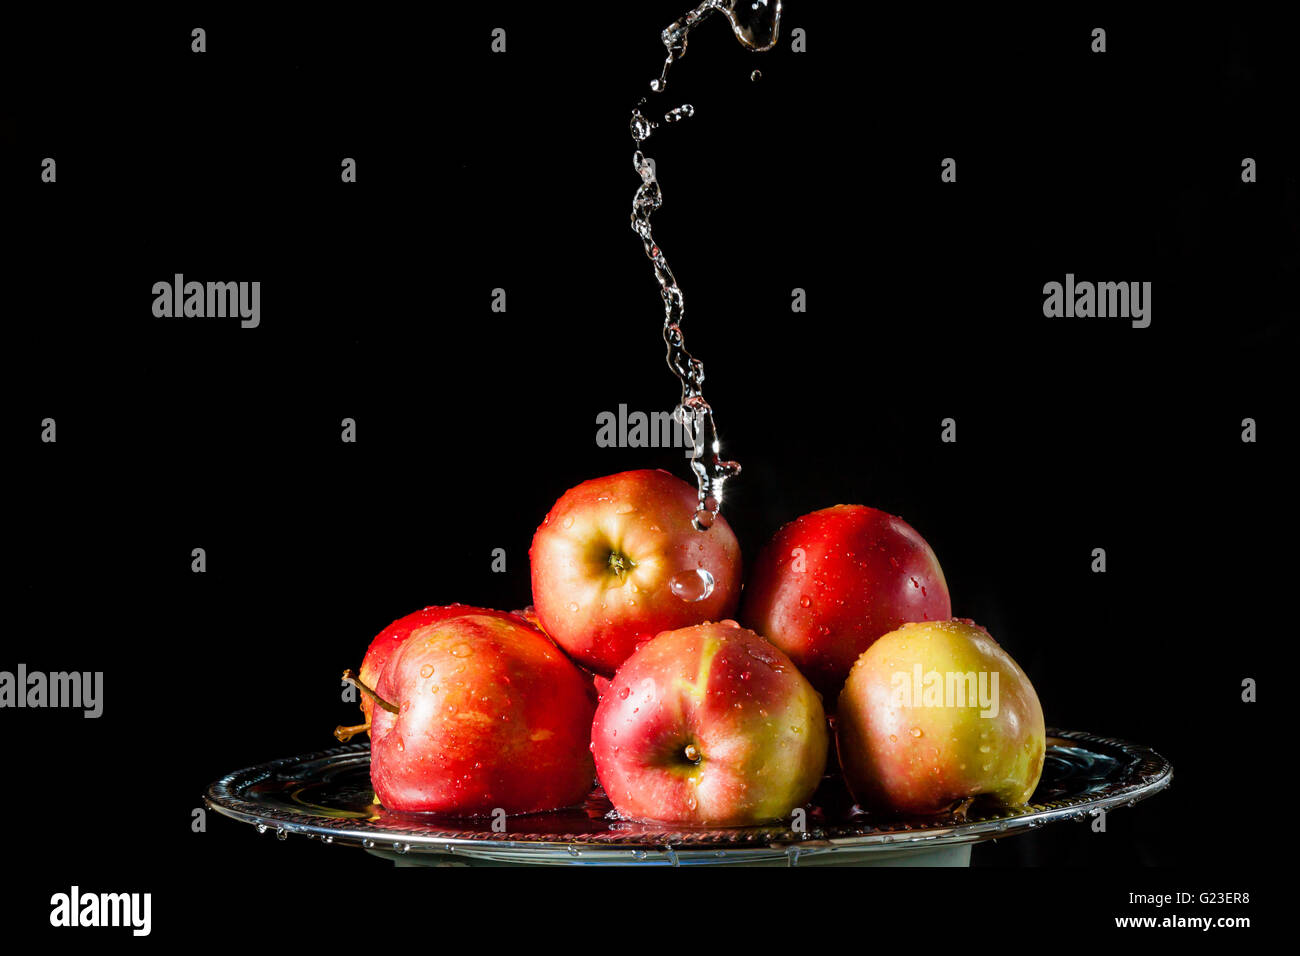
xmin=629 ymin=1 xmax=782 ymax=531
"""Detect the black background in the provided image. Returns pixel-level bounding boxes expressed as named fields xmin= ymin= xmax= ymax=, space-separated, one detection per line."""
xmin=4 ymin=2 xmax=1292 ymax=941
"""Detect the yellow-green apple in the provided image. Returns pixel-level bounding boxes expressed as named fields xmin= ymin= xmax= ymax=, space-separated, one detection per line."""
xmin=742 ymin=505 xmax=951 ymax=697
xmin=365 ymin=612 xmax=597 ymax=814
xmin=835 ymin=619 xmax=1045 ymax=814
xmin=591 ymin=621 xmax=828 ymax=825
xmin=336 ymin=604 xmax=529 ymax=741
xmin=530 ymin=470 xmax=742 ymax=675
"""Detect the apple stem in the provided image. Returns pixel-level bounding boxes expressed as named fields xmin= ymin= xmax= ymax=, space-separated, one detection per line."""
xmin=333 ymin=720 xmax=371 ymax=742
xmin=608 ymin=550 xmax=636 ymax=580
xmin=342 ymin=668 xmax=399 ymax=715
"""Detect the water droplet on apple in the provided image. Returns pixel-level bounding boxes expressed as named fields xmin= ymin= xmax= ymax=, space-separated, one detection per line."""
xmin=668 ymin=567 xmax=715 ymax=602
xmin=562 ymin=516 xmax=575 ymax=529
xmin=910 ymin=728 xmax=923 ymax=738
xmin=567 ymin=602 xmax=580 ymax=612
xmin=979 ymin=744 xmax=991 ymax=753
xmin=449 ymin=643 xmax=473 ymax=658
xmin=420 ymin=664 xmax=435 ymax=678
xmin=889 ymin=734 xmax=897 ymax=743
xmin=798 ymin=595 xmax=811 ymax=608
xmin=614 ymin=502 xmax=636 ymax=515
xmin=744 ymin=643 xmax=782 ymax=669
xmin=618 ymin=686 xmax=631 ymax=700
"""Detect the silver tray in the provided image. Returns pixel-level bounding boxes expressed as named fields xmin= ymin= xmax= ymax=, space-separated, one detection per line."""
xmin=205 ymin=729 xmax=1171 ymax=866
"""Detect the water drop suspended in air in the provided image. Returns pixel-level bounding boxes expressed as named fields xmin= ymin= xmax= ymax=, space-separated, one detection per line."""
xmin=630 ymin=110 xmax=654 ymax=142
xmin=669 ymin=567 xmax=716 ymax=602
xmin=722 ymin=0 xmax=783 ymax=51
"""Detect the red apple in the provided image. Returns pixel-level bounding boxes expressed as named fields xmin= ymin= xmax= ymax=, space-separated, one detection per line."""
xmin=741 ymin=504 xmax=951 ymax=696
xmin=367 ymin=612 xmax=597 ymax=815
xmin=591 ymin=621 xmax=828 ymax=826
xmin=836 ymin=619 xmax=1045 ymax=814
xmin=339 ymin=604 xmax=527 ymax=740
xmin=510 ymin=605 xmax=544 ymax=633
xmin=530 ymin=470 xmax=742 ymax=675
xmin=511 ymin=603 xmax=612 ymax=706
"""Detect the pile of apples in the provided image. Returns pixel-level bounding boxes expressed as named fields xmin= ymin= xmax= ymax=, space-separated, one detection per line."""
xmin=338 ymin=469 xmax=1045 ymax=825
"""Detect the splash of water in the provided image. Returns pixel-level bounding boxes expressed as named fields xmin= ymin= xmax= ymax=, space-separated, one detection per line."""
xmin=630 ymin=1 xmax=780 ymax=530
xmin=651 ymin=0 xmax=783 ymax=93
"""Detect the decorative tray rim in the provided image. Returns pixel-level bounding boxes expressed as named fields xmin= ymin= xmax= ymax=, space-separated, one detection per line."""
xmin=205 ymin=728 xmax=1172 ymax=856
